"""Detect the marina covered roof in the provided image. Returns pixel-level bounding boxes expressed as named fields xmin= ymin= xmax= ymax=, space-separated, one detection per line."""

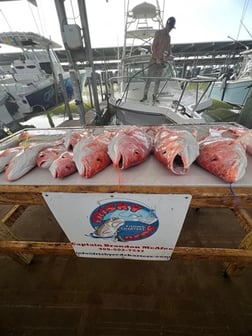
xmin=0 ymin=40 xmax=251 ymax=68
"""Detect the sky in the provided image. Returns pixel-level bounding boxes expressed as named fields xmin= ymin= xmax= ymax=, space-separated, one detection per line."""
xmin=0 ymin=0 xmax=251 ymax=53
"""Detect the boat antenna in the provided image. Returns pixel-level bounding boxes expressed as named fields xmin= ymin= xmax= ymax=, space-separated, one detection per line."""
xmin=27 ymin=1 xmax=43 ymax=36
xmin=236 ymin=0 xmax=250 ymax=40
xmin=240 ymin=21 xmax=252 ymax=39
xmin=0 ymin=9 xmax=12 ymax=31
xmin=157 ymin=0 xmax=165 ymax=23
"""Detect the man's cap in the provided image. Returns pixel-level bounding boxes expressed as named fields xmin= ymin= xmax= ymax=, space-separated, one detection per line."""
xmin=166 ymin=16 xmax=176 ymax=29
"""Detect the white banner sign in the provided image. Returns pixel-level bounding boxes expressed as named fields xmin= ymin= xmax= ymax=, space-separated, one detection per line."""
xmin=43 ymin=193 xmax=191 ymax=261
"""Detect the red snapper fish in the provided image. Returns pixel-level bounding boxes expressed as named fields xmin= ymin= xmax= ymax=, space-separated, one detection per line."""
xmin=228 ymin=128 xmax=252 ymax=155
xmin=49 ymin=151 xmax=77 ymax=178
xmin=73 ymin=131 xmax=114 ymax=178
xmin=64 ymin=129 xmax=93 ymax=150
xmin=5 ymin=143 xmax=54 ymax=181
xmin=36 ymin=145 xmax=66 ymax=168
xmin=107 ymin=126 xmax=153 ymax=169
xmin=153 ymin=129 xmax=199 ymax=174
xmin=197 ymin=132 xmax=247 ymax=183
xmin=204 ymin=126 xmax=252 ymax=156
xmin=0 ymin=146 xmax=24 ymax=173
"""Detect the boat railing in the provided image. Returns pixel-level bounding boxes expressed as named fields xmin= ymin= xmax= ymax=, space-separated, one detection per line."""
xmin=108 ymin=74 xmax=216 ymax=112
xmin=108 ymin=74 xmax=168 ymax=104
xmin=172 ymin=76 xmax=217 ymax=114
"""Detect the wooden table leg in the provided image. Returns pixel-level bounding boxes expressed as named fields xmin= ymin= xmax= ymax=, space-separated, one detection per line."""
xmin=0 ymin=205 xmax=33 ymax=264
xmin=224 ymin=209 xmax=252 ymax=276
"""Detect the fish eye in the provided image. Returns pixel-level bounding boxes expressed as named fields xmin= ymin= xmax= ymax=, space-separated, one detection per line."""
xmin=96 ymin=157 xmax=102 ymax=162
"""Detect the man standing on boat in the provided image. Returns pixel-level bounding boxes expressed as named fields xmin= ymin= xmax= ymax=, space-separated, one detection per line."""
xmin=140 ymin=16 xmax=176 ymax=103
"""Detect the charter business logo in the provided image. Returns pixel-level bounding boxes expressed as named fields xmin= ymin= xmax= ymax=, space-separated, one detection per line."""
xmin=89 ymin=199 xmax=159 ymax=242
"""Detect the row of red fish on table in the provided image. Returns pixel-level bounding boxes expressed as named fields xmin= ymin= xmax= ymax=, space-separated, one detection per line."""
xmin=0 ymin=125 xmax=251 ymax=183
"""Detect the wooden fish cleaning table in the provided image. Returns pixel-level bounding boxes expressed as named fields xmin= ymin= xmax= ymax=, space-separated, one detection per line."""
xmin=0 ymin=125 xmax=252 ymax=276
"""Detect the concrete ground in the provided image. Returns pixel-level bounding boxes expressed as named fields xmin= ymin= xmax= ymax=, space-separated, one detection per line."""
xmin=0 ymin=204 xmax=252 ymax=336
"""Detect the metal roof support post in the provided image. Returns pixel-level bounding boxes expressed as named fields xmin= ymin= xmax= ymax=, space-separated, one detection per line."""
xmin=77 ymin=0 xmax=102 ymax=124
xmin=58 ymin=73 xmax=73 ymax=120
xmin=54 ymin=0 xmax=85 ymax=125
xmin=54 ymin=0 xmax=74 ymax=68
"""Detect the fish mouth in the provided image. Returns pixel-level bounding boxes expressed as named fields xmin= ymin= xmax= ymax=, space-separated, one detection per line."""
xmin=54 ymin=170 xmax=61 ymax=178
xmin=38 ymin=160 xmax=46 ymax=168
xmin=172 ymin=154 xmax=187 ymax=174
xmin=116 ymin=149 xmax=141 ymax=169
xmin=114 ymin=153 xmax=124 ymax=169
xmin=118 ymin=154 xmax=123 ymax=169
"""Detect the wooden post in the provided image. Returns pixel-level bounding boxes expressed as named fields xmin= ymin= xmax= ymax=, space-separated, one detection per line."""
xmin=0 ymin=205 xmax=33 ymax=264
xmin=224 ymin=208 xmax=252 ymax=276
xmin=224 ymin=231 xmax=252 ymax=276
